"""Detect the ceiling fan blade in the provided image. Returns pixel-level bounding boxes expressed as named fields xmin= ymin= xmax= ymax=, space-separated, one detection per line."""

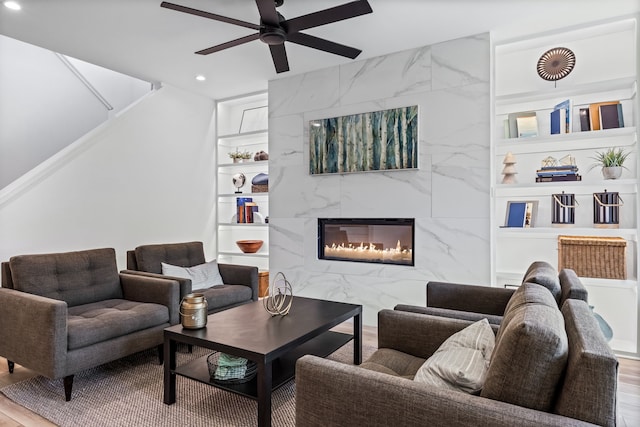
xmin=285 ymin=0 xmax=372 ymax=33
xmin=161 ymin=1 xmax=260 ymax=30
xmin=195 ymin=33 xmax=260 ymax=55
xmin=255 ymin=0 xmax=280 ymax=26
xmin=287 ymin=32 xmax=362 ymax=59
xmin=269 ymin=44 xmax=290 ymax=73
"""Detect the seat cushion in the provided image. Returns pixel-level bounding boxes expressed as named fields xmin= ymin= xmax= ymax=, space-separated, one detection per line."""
xmin=67 ymin=299 xmax=169 ymax=350
xmin=9 ymin=248 xmax=122 ymax=307
xmin=201 ymin=284 xmax=253 ymax=311
xmin=481 ymin=283 xmax=568 ymax=412
xmin=360 ymin=348 xmax=425 ymax=380
xmin=134 ymin=241 xmax=206 ymax=274
xmin=522 ymin=261 xmax=561 ymax=304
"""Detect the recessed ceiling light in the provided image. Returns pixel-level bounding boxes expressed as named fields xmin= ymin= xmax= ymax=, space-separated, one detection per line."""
xmin=3 ymin=1 xmax=21 ymax=10
xmin=195 ymin=75 xmax=206 ymax=81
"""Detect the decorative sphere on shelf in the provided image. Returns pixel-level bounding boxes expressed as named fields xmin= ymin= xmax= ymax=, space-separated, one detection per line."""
xmin=232 ymin=173 xmax=246 ymax=193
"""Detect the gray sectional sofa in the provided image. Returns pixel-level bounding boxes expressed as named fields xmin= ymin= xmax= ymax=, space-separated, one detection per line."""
xmin=295 ymin=262 xmax=618 ymax=426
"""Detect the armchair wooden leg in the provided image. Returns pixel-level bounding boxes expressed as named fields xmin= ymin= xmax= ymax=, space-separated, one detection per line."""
xmin=7 ymin=360 xmax=14 ymax=373
xmin=63 ymin=375 xmax=74 ymax=401
xmin=157 ymin=344 xmax=164 ymax=365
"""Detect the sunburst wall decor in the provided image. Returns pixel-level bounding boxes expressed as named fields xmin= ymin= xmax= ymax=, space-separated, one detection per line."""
xmin=537 ymin=47 xmax=576 ymax=83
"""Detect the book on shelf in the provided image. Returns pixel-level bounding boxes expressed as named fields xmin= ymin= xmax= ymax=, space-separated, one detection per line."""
xmin=579 ymin=108 xmax=591 ymax=131
xmin=589 ymin=100 xmax=619 ymax=131
xmin=535 ymin=174 xmax=582 ymax=182
xmin=550 ymin=108 xmax=566 ymax=135
xmin=553 ymin=99 xmax=571 ymax=134
xmin=599 ymin=103 xmax=624 ymax=130
xmin=236 ymin=197 xmax=253 ymax=223
xmin=508 ymin=111 xmax=537 ymax=138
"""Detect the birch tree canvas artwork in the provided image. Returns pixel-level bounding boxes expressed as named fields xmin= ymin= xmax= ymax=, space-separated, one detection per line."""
xmin=309 ymin=105 xmax=418 ymax=175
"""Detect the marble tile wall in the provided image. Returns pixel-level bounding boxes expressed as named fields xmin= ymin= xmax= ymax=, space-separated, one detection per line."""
xmin=268 ymin=33 xmax=491 ymax=326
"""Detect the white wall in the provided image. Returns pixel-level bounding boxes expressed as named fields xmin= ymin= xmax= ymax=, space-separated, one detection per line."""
xmin=268 ymin=34 xmax=491 ymax=326
xmin=0 ymin=85 xmax=216 ymax=269
xmin=0 ymin=35 xmax=151 ymax=188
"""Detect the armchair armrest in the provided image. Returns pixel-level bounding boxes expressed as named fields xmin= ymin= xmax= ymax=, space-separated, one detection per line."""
xmin=218 ymin=263 xmax=259 ymax=301
xmin=120 ymin=269 xmax=192 ymax=299
xmin=295 ymin=356 xmax=595 ymax=427
xmin=0 ymin=288 xmax=67 ymax=378
xmin=377 ymin=309 xmax=482 ymax=359
xmin=119 ymin=273 xmax=181 ymax=325
xmin=427 ymin=281 xmax=515 ymax=316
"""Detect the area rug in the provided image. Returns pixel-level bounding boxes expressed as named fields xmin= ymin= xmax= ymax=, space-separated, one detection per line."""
xmin=1 ymin=341 xmax=375 ymax=427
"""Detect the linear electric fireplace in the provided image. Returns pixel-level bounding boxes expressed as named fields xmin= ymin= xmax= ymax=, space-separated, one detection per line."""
xmin=318 ymin=218 xmax=414 ymax=266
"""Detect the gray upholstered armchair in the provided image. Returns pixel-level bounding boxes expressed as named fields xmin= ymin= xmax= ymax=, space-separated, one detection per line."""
xmin=124 ymin=241 xmax=258 ymax=314
xmin=0 ymin=247 xmax=180 ymax=401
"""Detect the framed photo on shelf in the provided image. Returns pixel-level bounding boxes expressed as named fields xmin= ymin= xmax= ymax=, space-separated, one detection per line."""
xmin=504 ymin=200 xmax=538 ymax=228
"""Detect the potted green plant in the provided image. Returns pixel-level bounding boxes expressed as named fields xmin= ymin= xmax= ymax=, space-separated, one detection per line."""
xmin=228 ymin=149 xmax=252 ymax=163
xmin=590 ymin=147 xmax=630 ymax=179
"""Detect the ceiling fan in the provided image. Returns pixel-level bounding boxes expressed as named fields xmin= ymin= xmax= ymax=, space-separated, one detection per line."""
xmin=160 ymin=0 xmax=373 ymax=73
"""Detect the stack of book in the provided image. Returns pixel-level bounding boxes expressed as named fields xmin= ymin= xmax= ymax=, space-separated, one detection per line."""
xmin=236 ymin=197 xmax=258 ymax=223
xmin=535 ymin=165 xmax=581 ymax=182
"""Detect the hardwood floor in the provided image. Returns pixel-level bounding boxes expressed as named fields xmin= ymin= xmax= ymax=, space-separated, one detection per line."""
xmin=0 ymin=323 xmax=638 ymax=426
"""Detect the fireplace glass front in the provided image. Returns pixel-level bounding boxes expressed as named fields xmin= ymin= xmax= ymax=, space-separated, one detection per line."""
xmin=318 ymin=218 xmax=414 ymax=266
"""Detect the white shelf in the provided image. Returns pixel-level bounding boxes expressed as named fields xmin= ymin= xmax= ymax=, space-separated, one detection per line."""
xmin=496 ymin=127 xmax=637 ymax=155
xmin=218 ymin=129 xmax=268 ymax=141
xmin=492 ymin=19 xmax=639 ymax=356
xmin=218 ymin=192 xmax=269 ymax=198
xmin=495 ymin=77 xmax=636 ymax=106
xmin=496 ymin=227 xmax=638 ymax=240
xmin=216 ymin=92 xmax=269 ymax=269
xmin=218 ymin=251 xmax=269 ymax=258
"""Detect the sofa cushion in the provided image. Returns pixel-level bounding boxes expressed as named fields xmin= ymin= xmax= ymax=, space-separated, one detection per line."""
xmin=67 ymin=299 xmax=169 ymax=350
xmin=522 ymin=261 xmax=561 ymax=304
xmin=360 ymin=348 xmax=425 ymax=380
xmin=554 ymin=299 xmax=618 ymax=427
xmin=161 ymin=260 xmax=224 ymax=291
xmin=558 ymin=268 xmax=588 ymax=306
xmin=414 ymin=318 xmax=494 ymax=394
xmin=481 ymin=283 xmax=568 ymax=412
xmin=9 ymin=248 xmax=122 ymax=307
xmin=134 ymin=241 xmax=206 ymax=274
xmin=201 ymin=285 xmax=253 ymax=310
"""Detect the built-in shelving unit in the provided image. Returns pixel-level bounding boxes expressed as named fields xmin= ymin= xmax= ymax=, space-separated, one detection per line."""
xmin=216 ymin=92 xmax=269 ymax=270
xmin=492 ymin=18 xmax=639 ymax=356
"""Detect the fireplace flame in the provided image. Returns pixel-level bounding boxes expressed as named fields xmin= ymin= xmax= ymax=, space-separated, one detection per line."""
xmin=324 ymin=240 xmax=412 ymax=263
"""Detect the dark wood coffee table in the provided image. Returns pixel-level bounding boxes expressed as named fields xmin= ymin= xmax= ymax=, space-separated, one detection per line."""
xmin=163 ymin=296 xmax=362 ymax=427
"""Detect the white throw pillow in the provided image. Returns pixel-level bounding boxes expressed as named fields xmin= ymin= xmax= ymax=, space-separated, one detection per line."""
xmin=413 ymin=318 xmax=495 ymax=394
xmin=161 ymin=260 xmax=224 ymax=291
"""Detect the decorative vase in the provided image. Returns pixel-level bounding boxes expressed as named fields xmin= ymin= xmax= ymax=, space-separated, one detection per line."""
xmin=602 ymin=166 xmax=622 ymax=180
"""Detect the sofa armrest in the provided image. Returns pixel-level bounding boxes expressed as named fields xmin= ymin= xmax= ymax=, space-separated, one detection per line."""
xmin=377 ymin=309 xmax=482 ymax=359
xmin=119 ymin=273 xmax=181 ymax=325
xmin=395 ymin=304 xmax=503 ymax=326
xmin=427 ymin=281 xmax=515 ymax=316
xmin=0 ymin=289 xmax=67 ymax=378
xmin=295 ymin=356 xmax=596 ymax=427
xmin=218 ymin=263 xmax=259 ymax=301
xmin=120 ymin=269 xmax=192 ymax=299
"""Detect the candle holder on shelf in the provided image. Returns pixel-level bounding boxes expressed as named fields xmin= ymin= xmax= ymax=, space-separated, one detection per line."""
xmin=593 ymin=190 xmax=623 ymax=228
xmin=552 ymin=191 xmax=577 ymax=226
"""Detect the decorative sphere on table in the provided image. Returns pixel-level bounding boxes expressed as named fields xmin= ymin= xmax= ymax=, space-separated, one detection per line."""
xmin=232 ymin=173 xmax=246 ymax=193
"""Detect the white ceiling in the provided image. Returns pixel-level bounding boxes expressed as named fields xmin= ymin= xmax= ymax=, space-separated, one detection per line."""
xmin=1 ymin=0 xmax=639 ymax=100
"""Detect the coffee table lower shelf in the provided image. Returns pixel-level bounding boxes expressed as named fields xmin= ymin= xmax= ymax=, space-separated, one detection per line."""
xmin=173 ymin=330 xmax=353 ymax=399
